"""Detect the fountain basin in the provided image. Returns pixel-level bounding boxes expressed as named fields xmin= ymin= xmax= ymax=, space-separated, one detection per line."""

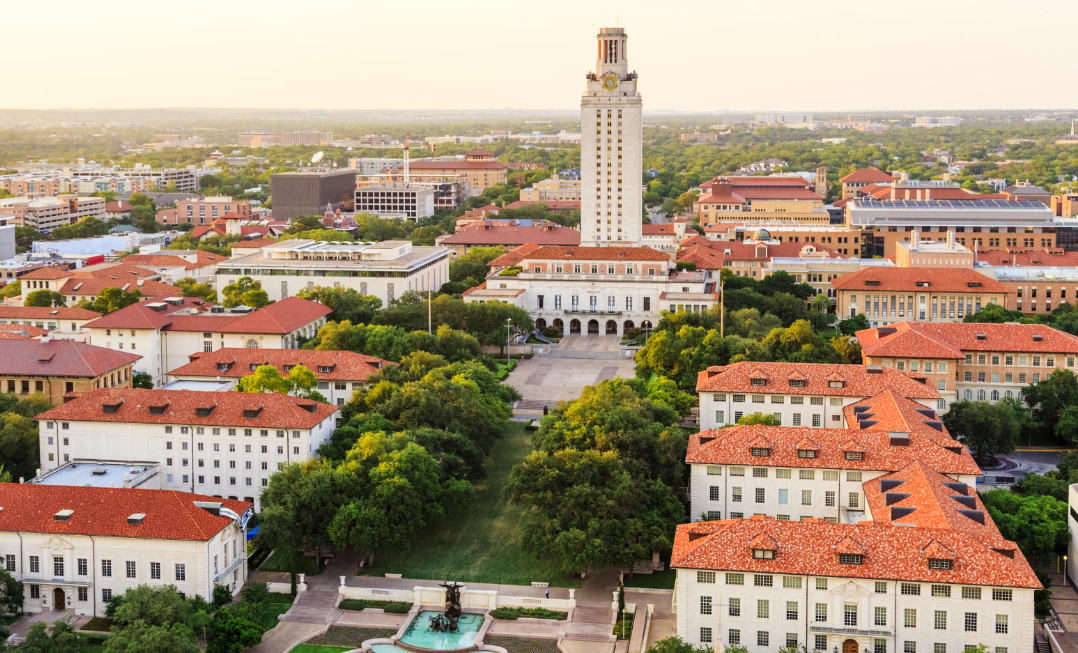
xmin=397 ymin=611 xmax=484 ymax=651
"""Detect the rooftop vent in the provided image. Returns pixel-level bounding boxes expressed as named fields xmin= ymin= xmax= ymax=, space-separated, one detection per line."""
xmin=967 ymin=282 xmax=983 ymax=288
xmin=54 ymin=509 xmax=74 ymax=522
xmin=877 ymin=327 xmax=897 ymax=336
xmin=91 ymin=468 xmax=107 ymax=476
xmin=991 ymin=548 xmax=1015 ymax=559
xmin=880 ymin=479 xmax=904 ymax=492
xmin=890 ymin=507 xmax=916 ymax=520
xmin=958 ymin=509 xmax=985 ymax=524
xmin=196 ymin=405 xmax=216 ymax=418
xmin=1032 ymin=333 xmax=1043 ymax=341
xmin=866 ymin=365 xmax=883 ymax=374
xmin=146 ymin=302 xmax=168 ymax=313
xmin=885 ymin=492 xmax=910 ymax=506
xmin=952 ymin=495 xmax=976 ymax=509
xmin=102 ymin=399 xmax=124 ymax=414
xmin=975 ymin=333 xmax=986 ymax=340
xmin=127 ymin=513 xmax=145 ymax=525
xmin=944 ymin=482 xmax=970 ymax=496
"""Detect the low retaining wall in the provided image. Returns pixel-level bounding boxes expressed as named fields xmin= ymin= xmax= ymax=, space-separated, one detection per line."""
xmin=339 ymin=582 xmax=576 ymax=612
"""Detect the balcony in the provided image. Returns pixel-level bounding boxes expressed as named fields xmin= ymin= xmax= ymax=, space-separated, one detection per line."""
xmin=809 ymin=625 xmax=891 ymax=638
xmin=213 ymin=555 xmax=247 ymax=584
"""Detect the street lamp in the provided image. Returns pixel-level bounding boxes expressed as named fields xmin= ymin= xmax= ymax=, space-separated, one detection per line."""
xmin=507 ymin=318 xmax=512 ymax=366
xmin=1064 ymin=554 xmax=1069 ymax=580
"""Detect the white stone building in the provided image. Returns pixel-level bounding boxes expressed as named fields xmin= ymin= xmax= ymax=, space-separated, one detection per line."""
xmin=83 ymin=296 xmax=332 ymax=386
xmin=686 ymin=390 xmax=981 ymax=523
xmin=36 ymin=388 xmax=339 ymax=509
xmin=696 ymin=362 xmax=943 ymax=431
xmin=0 ymin=483 xmax=251 ymax=616
xmin=217 ymin=240 xmax=449 ymax=307
xmin=672 ymin=463 xmax=1039 ymax=653
xmin=580 ymin=27 xmax=643 ymax=246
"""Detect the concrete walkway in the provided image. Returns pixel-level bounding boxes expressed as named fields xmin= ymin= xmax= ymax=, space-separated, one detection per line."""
xmin=249 ymin=621 xmax=325 ymax=653
xmin=340 ymin=573 xmax=576 ymax=600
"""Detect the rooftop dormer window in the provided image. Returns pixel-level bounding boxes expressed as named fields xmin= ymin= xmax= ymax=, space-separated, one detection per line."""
xmin=828 ymin=380 xmax=845 ymax=389
xmin=750 ymin=378 xmax=767 ymax=386
xmin=839 ymin=553 xmax=864 ymax=565
xmin=752 ymin=549 xmax=775 ymax=560
xmin=844 ymin=451 xmax=864 ymax=461
xmin=789 ymin=379 xmax=806 ymax=387
xmin=928 ymin=558 xmax=952 ymax=570
xmin=751 ymin=447 xmax=771 ymax=457
xmin=797 ymin=449 xmax=817 ymax=459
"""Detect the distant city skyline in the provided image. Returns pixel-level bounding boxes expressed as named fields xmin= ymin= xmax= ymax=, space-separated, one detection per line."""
xmin=8 ymin=0 xmax=1078 ymax=112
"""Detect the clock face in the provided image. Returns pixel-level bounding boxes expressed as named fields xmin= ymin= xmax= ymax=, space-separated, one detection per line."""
xmin=603 ymin=75 xmax=618 ymax=91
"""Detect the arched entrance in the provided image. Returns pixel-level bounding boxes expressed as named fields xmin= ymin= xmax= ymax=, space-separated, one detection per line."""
xmin=535 ymin=318 xmax=547 ymax=330
xmin=569 ymin=319 xmax=581 ymax=334
xmin=605 ymin=320 xmax=618 ymax=335
xmin=52 ymin=588 xmax=65 ymax=611
xmin=587 ymin=319 xmax=600 ymax=334
xmin=842 ymin=639 xmax=858 ymax=653
xmin=640 ymin=320 xmax=653 ymax=331
xmin=552 ymin=318 xmax=564 ymax=333
xmin=623 ymin=320 xmax=635 ymax=332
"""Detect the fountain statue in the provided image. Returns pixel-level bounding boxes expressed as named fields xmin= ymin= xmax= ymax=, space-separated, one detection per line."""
xmin=428 ymin=582 xmax=464 ymax=632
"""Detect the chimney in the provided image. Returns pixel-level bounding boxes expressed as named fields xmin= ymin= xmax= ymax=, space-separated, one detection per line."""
xmin=911 ymin=231 xmax=920 ymax=250
xmin=947 ymin=230 xmax=955 ymax=251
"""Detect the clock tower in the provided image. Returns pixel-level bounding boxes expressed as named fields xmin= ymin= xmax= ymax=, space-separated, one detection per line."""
xmin=580 ymin=27 xmax=643 ymax=246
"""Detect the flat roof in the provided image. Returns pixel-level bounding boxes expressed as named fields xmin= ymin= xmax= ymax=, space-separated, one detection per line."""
xmin=848 ymin=199 xmax=1071 ymax=228
xmin=991 ymin=266 xmax=1078 ymax=282
xmin=160 ymin=379 xmax=236 ymax=392
xmin=30 ymin=460 xmax=160 ymax=489
xmin=223 ymin=243 xmax=448 ymax=272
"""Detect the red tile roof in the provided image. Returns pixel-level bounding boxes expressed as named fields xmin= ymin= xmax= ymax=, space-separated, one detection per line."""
xmin=840 ymin=168 xmax=895 ymax=183
xmin=520 ymin=246 xmax=669 ymax=262
xmin=0 ymin=324 xmax=48 ymax=339
xmin=60 ymin=278 xmax=182 ymax=298
xmin=976 ymin=248 xmax=1078 ymax=267
xmin=676 ymin=240 xmax=841 ymax=270
xmin=123 ymin=252 xmax=226 ymax=270
xmin=858 ymin=321 xmax=1078 ymax=357
xmin=170 ymin=348 xmax=393 ymax=382
xmin=0 ymin=306 xmax=101 ymax=320
xmin=671 ymin=516 xmax=1039 ymax=589
xmin=487 ymin=243 xmax=543 ymax=267
xmin=230 ymin=237 xmax=278 ymax=250
xmin=701 ymin=176 xmax=812 ymax=190
xmin=501 ymin=200 xmax=581 ymax=211
xmin=831 ymin=267 xmax=1008 ymax=293
xmin=85 ymin=297 xmax=330 ymax=335
xmin=696 ymin=361 xmax=940 ymax=399
xmin=843 ymin=390 xmax=956 ymax=443
xmin=83 ymin=296 xmax=207 ymax=331
xmin=37 ymin=387 xmax=338 ymax=429
xmin=105 ymin=201 xmax=134 ymax=212
xmin=21 ymin=266 xmax=73 ymax=281
xmin=686 ymin=424 xmax=980 ymax=476
xmin=0 ymin=484 xmax=249 ymax=542
xmin=71 ymin=262 xmax=159 ymax=280
xmin=440 ymin=225 xmax=580 ymax=247
xmin=642 ymin=224 xmax=678 ymax=235
xmin=0 ymin=338 xmax=140 ymax=377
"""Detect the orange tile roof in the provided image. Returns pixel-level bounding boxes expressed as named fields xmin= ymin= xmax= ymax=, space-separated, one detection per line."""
xmin=697 ymin=187 xmax=824 ymax=205
xmin=37 ymin=387 xmax=337 ymax=429
xmin=976 ymin=248 xmax=1078 ymax=267
xmin=169 ymin=348 xmax=393 ymax=382
xmin=487 ymin=243 xmax=542 ymax=267
xmin=0 ymin=484 xmax=249 ymax=542
xmin=642 ymin=224 xmax=677 ymax=235
xmin=59 ymin=278 xmax=182 ymax=298
xmin=520 ymin=246 xmax=669 ymax=262
xmin=671 ymin=516 xmax=1039 ymax=589
xmin=85 ymin=297 xmax=330 ymax=335
xmin=409 ymin=160 xmax=508 ymax=170
xmin=686 ymin=423 xmax=979 ymax=476
xmin=0 ymin=324 xmax=47 ymax=338
xmin=21 ymin=266 xmax=73 ymax=281
xmin=0 ymin=339 xmax=140 ymax=377
xmin=123 ymin=252 xmax=226 ymax=270
xmin=0 ymin=306 xmax=101 ymax=320
xmin=858 ymin=321 xmax=1078 ymax=357
xmin=696 ymin=361 xmax=940 ymax=399
xmin=840 ymin=168 xmax=894 ymax=183
xmin=864 ymin=462 xmax=1002 ymax=541
xmin=83 ymin=296 xmax=207 ymax=330
xmin=230 ymin=237 xmax=277 ymax=250
xmin=677 ymin=240 xmax=841 ymax=269
xmin=701 ymin=176 xmax=812 ymax=189
xmin=831 ymin=267 xmax=1008 ymax=293
xmin=843 ymin=390 xmax=957 ymax=443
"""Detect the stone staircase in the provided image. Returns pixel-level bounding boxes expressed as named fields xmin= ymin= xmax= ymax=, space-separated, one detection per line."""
xmin=570 ymin=606 xmax=614 ymax=625
xmin=7 ymin=611 xmax=76 ymax=643
xmin=279 ymin=590 xmax=341 ymax=624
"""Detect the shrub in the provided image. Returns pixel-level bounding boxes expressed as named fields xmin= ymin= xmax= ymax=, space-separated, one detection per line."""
xmin=490 ymin=607 xmax=519 ymax=620
xmin=339 ymin=599 xmax=367 ymax=611
xmin=240 ymin=582 xmax=269 ymax=605
xmin=384 ymin=602 xmax=412 ymax=614
xmin=489 ymin=606 xmax=567 ymax=621
xmin=213 ymin=585 xmax=232 ymax=607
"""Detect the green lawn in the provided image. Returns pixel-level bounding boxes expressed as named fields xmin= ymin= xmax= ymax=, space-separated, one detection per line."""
xmin=260 ymin=550 xmax=323 ymax=576
xmin=483 ymin=635 xmax=561 ymax=653
xmin=288 ymin=645 xmax=351 ymax=653
xmin=624 ymin=567 xmax=676 ymax=590
xmin=244 ymin=593 xmax=295 ymax=632
xmin=355 ymin=422 xmax=580 ymax=587
xmin=306 ymin=626 xmax=397 ymax=648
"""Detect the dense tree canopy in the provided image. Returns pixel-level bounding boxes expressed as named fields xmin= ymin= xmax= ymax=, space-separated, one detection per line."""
xmin=941 ymin=400 xmax=1020 ymax=464
xmin=221 ymin=276 xmax=270 ymax=308
xmin=78 ymin=287 xmax=142 ymax=314
xmin=295 ymin=286 xmax=382 ymax=324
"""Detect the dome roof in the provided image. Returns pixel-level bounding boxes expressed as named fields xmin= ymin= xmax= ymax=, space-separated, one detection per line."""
xmin=751 ymin=228 xmax=771 ymax=241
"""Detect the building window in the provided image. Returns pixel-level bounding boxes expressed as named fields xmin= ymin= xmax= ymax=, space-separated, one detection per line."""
xmin=931 ymin=584 xmax=951 ymax=597
xmin=995 ymin=614 xmax=1008 ymax=634
xmin=991 ymin=589 xmax=1012 ymax=601
xmin=78 ymin=587 xmax=88 ymax=602
xmin=934 ymin=610 xmax=947 ymax=630
xmin=754 ymin=574 xmax=773 ymax=587
xmin=700 ymin=627 xmax=712 ymax=644
xmin=28 ymin=556 xmax=39 ymax=574
xmin=901 ymin=583 xmax=920 ymax=596
xmin=4 ymin=555 xmax=13 ymax=573
xmin=904 ymin=608 xmax=917 ymax=628
xmin=726 ymin=573 xmax=744 ymax=585
xmin=29 ymin=585 xmax=39 ymax=599
xmin=729 ymin=630 xmax=740 ymax=646
xmin=102 ymin=588 xmax=112 ymax=602
xmin=175 ymin=564 xmax=186 ymax=581
xmin=53 ymin=557 xmax=63 ymax=577
xmin=150 ymin=562 xmax=161 ymax=580
xmin=845 ymin=604 xmax=858 ymax=626
xmin=126 ymin=560 xmax=136 ymax=579
xmin=697 ymin=571 xmax=716 ymax=583
xmin=875 ymin=606 xmax=887 ymax=626
xmin=961 ymin=587 xmax=981 ymax=600
xmin=700 ymin=596 xmax=712 ymax=615
xmin=964 ymin=612 xmax=977 ymax=632
xmin=815 ymin=604 xmax=827 ymax=622
xmin=786 ymin=601 xmax=799 ymax=620
xmin=729 ymin=597 xmax=741 ymax=617
xmin=757 ymin=631 xmax=769 ymax=647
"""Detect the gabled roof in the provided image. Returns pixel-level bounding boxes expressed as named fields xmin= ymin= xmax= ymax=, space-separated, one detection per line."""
xmin=0 ymin=338 xmax=140 ymax=377
xmin=976 ymin=248 xmax=1078 ymax=267
xmin=0 ymin=484 xmax=249 ymax=542
xmin=84 ymin=297 xmax=330 ymax=335
xmin=831 ymin=267 xmax=1008 ymax=293
xmin=487 ymin=243 xmax=543 ymax=267
xmin=170 ymin=297 xmax=331 ymax=335
xmin=840 ymin=168 xmax=894 ymax=184
xmin=677 ymin=240 xmax=841 ymax=269
xmin=439 ymin=225 xmax=580 ymax=247
xmin=20 ymin=266 xmax=73 ymax=281
xmin=0 ymin=306 xmax=102 ymax=320
xmin=0 ymin=324 xmax=48 ymax=339
xmin=169 ymin=348 xmax=394 ymax=382
xmin=686 ymin=424 xmax=980 ymax=476
xmin=37 ymin=388 xmax=338 ymax=429
xmin=123 ymin=251 xmax=226 ymax=270
xmin=671 ymin=516 xmax=1039 ymax=589
xmin=696 ymin=361 xmax=939 ymax=399
xmin=59 ymin=278 xmax=182 ymax=298
xmin=83 ymin=296 xmax=207 ymax=331
xmin=520 ymin=246 xmax=669 ymax=262
xmin=843 ymin=389 xmax=957 ymax=443
xmin=231 ymin=237 xmax=278 ymax=250
xmin=858 ymin=321 xmax=1078 ymax=357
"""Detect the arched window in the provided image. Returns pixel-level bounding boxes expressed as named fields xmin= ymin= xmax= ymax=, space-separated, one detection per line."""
xmin=964 ymin=390 xmax=972 ymax=400
xmin=976 ymin=389 xmax=986 ymax=401
xmin=1005 ymin=390 xmax=1013 ymax=398
xmin=246 ymin=339 xmax=259 ymax=349
xmin=990 ymin=390 xmax=1000 ymax=401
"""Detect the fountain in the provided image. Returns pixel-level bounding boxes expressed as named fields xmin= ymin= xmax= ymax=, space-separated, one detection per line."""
xmin=426 ymin=582 xmax=464 ymax=632
xmin=367 ymin=582 xmax=486 ymax=653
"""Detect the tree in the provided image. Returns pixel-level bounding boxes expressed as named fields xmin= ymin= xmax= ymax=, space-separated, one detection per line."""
xmin=133 ymin=373 xmax=153 ymax=389
xmin=103 ymin=622 xmax=201 ymax=653
xmin=980 ymin=490 xmax=1068 ymax=564
xmin=14 ymin=621 xmax=90 ymax=653
xmin=737 ymin=412 xmax=781 ymax=426
xmin=831 ymin=335 xmax=863 ymax=364
xmin=0 ymin=411 xmax=41 ymax=481
xmin=107 ymin=584 xmax=211 ymax=631
xmin=449 ymin=246 xmax=504 ymax=285
xmin=79 ymin=287 xmax=142 ymax=315
xmin=24 ymin=290 xmax=66 ymax=307
xmin=837 ymin=313 xmax=868 ymax=336
xmin=504 ymin=448 xmax=683 ymax=573
xmin=1012 ymin=473 xmax=1069 ymax=502
xmin=941 ymin=400 xmax=1019 ymax=465
xmin=212 ymin=585 xmax=231 ymax=607
xmin=175 ymin=277 xmax=216 ymax=302
xmin=237 ymin=364 xmax=325 ymax=402
xmin=1021 ymin=369 xmax=1078 ymax=444
xmin=221 ymin=277 xmax=269 ymax=308
xmin=0 ymin=568 xmax=22 ymax=617
xmin=207 ymin=607 xmax=262 ymax=653
xmin=295 ymin=286 xmax=382 ymax=324
xmin=0 ymin=282 xmax=20 ymax=298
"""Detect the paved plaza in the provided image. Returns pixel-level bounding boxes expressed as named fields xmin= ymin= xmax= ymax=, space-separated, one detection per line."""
xmin=508 ymin=336 xmax=638 ymax=414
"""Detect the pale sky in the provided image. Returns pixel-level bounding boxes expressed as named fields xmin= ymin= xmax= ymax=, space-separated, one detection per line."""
xmin=7 ymin=0 xmax=1077 ymax=112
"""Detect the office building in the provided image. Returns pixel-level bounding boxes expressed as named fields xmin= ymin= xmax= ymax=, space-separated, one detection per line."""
xmin=70 ymin=168 xmax=197 ymax=193
xmin=0 ymin=306 xmax=102 ymax=342
xmin=407 ymin=150 xmax=509 ymax=197
xmin=0 ymin=337 xmax=140 ymax=404
xmin=840 ymin=169 xmax=894 ymax=200
xmin=269 ymin=169 xmax=357 ymax=220
xmin=353 ymin=184 xmax=435 ymax=220
xmin=278 ymin=131 xmax=332 ymax=146
xmin=37 ymin=388 xmax=338 ymax=509
xmin=695 ymin=177 xmax=828 ymax=226
xmin=0 ymin=484 xmax=251 ymax=616
xmin=156 ymin=196 xmax=251 ymax=226
xmin=520 ymin=176 xmax=583 ymax=202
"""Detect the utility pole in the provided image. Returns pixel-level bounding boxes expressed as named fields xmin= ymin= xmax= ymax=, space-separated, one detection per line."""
xmin=719 ymin=277 xmax=725 ymax=338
